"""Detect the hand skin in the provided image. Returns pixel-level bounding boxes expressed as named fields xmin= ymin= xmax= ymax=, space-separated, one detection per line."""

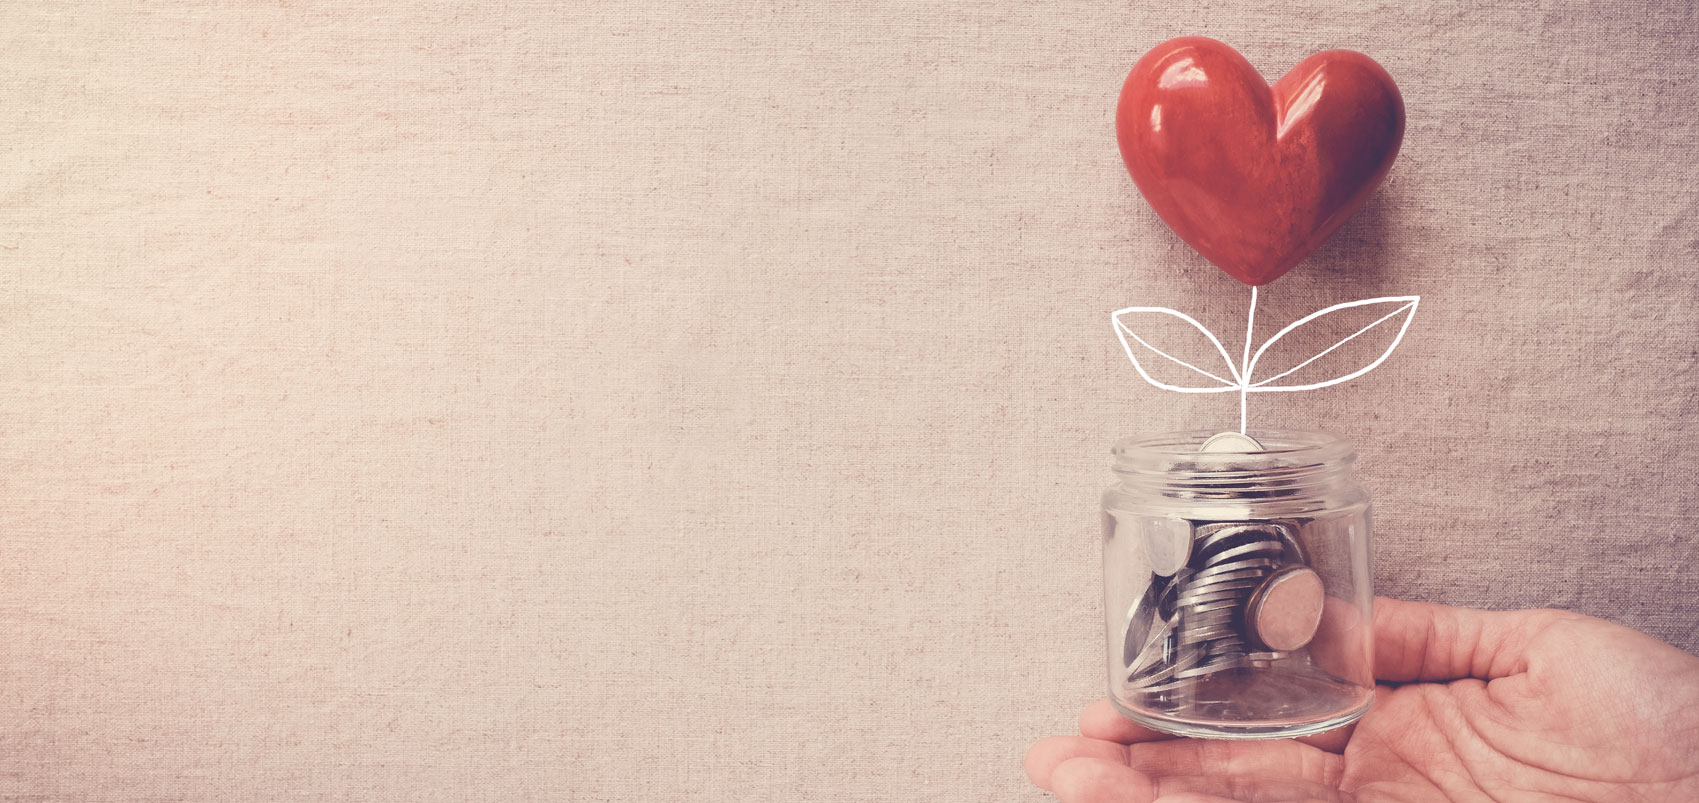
xmin=1026 ymin=597 xmax=1699 ymax=803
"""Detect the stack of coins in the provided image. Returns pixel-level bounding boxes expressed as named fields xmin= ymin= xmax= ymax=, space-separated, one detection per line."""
xmin=1124 ymin=521 xmax=1310 ymax=691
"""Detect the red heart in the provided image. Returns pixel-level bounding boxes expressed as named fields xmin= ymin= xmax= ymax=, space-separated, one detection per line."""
xmin=1116 ymin=38 xmax=1404 ymax=286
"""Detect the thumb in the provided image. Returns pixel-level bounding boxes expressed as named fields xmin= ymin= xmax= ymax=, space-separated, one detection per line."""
xmin=1372 ymin=596 xmax=1565 ymax=683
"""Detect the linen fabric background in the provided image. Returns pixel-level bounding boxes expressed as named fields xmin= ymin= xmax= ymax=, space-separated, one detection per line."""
xmin=4 ymin=2 xmax=1696 ymax=800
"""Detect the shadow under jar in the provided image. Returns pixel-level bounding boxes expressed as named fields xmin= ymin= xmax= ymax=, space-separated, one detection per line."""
xmin=1101 ymin=430 xmax=1375 ymax=738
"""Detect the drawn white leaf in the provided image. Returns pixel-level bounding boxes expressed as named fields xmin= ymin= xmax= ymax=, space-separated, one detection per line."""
xmin=1111 ymin=306 xmax=1242 ymax=393
xmin=1245 ymin=296 xmax=1420 ymax=392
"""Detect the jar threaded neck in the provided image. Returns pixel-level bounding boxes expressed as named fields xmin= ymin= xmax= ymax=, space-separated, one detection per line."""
xmin=1112 ymin=430 xmax=1356 ymax=500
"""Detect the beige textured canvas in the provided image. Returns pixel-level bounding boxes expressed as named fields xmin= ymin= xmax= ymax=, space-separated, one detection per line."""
xmin=3 ymin=2 xmax=1696 ymax=800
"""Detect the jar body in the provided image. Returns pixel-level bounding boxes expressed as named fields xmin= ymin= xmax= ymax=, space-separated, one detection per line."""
xmin=1101 ymin=430 xmax=1375 ymax=738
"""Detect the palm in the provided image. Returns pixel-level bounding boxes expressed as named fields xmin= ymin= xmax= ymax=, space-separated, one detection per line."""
xmin=1027 ymin=598 xmax=1699 ymax=803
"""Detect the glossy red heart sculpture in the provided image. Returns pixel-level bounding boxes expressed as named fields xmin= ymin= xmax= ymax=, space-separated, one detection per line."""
xmin=1117 ymin=37 xmax=1404 ymax=286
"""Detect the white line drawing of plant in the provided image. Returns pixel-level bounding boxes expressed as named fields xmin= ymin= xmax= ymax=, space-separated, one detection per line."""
xmin=1112 ymin=287 xmax=1420 ymax=434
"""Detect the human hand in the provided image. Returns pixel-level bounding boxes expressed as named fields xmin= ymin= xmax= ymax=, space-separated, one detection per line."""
xmin=1025 ymin=597 xmax=1699 ymax=802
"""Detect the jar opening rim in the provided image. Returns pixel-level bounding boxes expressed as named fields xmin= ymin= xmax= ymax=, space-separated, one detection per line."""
xmin=1111 ymin=429 xmax=1355 ymax=475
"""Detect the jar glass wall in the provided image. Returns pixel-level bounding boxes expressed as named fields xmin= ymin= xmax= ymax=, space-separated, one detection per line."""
xmin=1101 ymin=429 xmax=1375 ymax=738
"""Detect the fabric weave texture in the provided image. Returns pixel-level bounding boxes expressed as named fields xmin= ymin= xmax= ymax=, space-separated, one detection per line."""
xmin=3 ymin=2 xmax=1695 ymax=800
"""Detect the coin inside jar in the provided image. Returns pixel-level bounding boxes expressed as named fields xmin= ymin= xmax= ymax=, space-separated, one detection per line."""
xmin=1199 ymin=431 xmax=1266 ymax=453
xmin=1141 ymin=517 xmax=1193 ymax=577
xmin=1203 ymin=539 xmax=1287 ymax=565
xmin=1123 ymin=578 xmax=1168 ymax=667
xmin=1245 ymin=566 xmax=1326 ymax=652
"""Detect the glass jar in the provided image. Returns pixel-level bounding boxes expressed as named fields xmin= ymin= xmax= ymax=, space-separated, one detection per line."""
xmin=1101 ymin=429 xmax=1375 ymax=738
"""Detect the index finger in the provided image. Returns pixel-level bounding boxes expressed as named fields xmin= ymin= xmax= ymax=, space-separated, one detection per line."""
xmin=1373 ymin=596 xmax=1570 ymax=682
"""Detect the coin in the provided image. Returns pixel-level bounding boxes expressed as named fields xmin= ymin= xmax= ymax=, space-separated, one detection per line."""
xmin=1245 ymin=566 xmax=1326 ymax=652
xmin=1206 ymin=638 xmax=1249 ymax=655
xmin=1204 ymin=540 xmax=1287 ymax=566
xmin=1142 ymin=518 xmax=1194 ymax=577
xmin=1194 ymin=522 xmax=1280 ymax=554
xmin=1176 ymin=596 xmax=1244 ymax=615
xmin=1174 ymin=582 xmax=1262 ymax=606
xmin=1185 ymin=567 xmax=1266 ymax=587
xmin=1177 ymin=607 xmax=1235 ymax=626
xmin=1199 ymin=431 xmax=1266 ymax=453
xmin=1186 ymin=567 xmax=1269 ymax=585
xmin=1177 ymin=623 xmax=1236 ymax=642
xmin=1156 ymin=577 xmax=1182 ymax=620
xmin=1193 ymin=557 xmax=1284 ymax=576
xmin=1194 ymin=557 xmax=1274 ymax=579
xmin=1122 ymin=578 xmax=1168 ymax=667
xmin=1128 ymin=640 xmax=1204 ymax=686
xmin=1176 ymin=658 xmax=1240 ymax=679
xmin=1180 ymin=621 xmax=1236 ymax=638
xmin=1126 ymin=624 xmax=1174 ymax=674
xmin=1182 ymin=568 xmax=1265 ymax=588
xmin=1268 ymin=520 xmax=1309 ymax=564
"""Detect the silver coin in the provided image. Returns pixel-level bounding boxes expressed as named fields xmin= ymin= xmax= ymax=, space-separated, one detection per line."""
xmin=1131 ymin=666 xmax=1207 ymax=693
xmin=1180 ymin=594 xmax=1257 ymax=613
xmin=1129 ymin=677 xmax=1186 ymax=693
xmin=1192 ymin=560 xmax=1274 ymax=580
xmin=1174 ymin=595 xmax=1252 ymax=614
xmin=1199 ymin=650 xmax=1248 ymax=669
xmin=1187 ymin=573 xmax=1264 ymax=589
xmin=1178 ymin=601 xmax=1238 ymax=619
xmin=1194 ymin=522 xmax=1281 ymax=551
xmin=1196 ymin=557 xmax=1284 ymax=575
xmin=1175 ymin=582 xmax=1262 ymax=605
xmin=1177 ymin=625 xmax=1237 ymax=644
xmin=1162 ymin=567 xmax=1196 ymax=593
xmin=1205 ymin=638 xmax=1250 ymax=655
xmin=1175 ymin=662 xmax=1243 ymax=679
xmin=1127 ymin=643 xmax=1204 ymax=686
xmin=1177 ymin=634 xmax=1236 ymax=651
xmin=1198 ymin=528 xmax=1284 ymax=553
xmin=1175 ymin=595 xmax=1253 ymax=614
xmin=1195 ymin=632 xmax=1246 ymax=648
xmin=1199 ymin=431 xmax=1266 ymax=453
xmin=1142 ymin=518 xmax=1194 ymax=577
xmin=1185 ymin=583 xmax=1269 ymax=606
xmin=1195 ymin=521 xmax=1303 ymax=565
xmin=1172 ymin=665 xmax=1221 ymax=682
xmin=1183 ymin=573 xmax=1265 ymax=592
xmin=1245 ymin=566 xmax=1327 ymax=652
xmin=1267 ymin=520 xmax=1309 ymax=565
xmin=1177 ymin=612 xmax=1236 ymax=631
xmin=1187 ymin=568 xmax=1271 ymax=586
xmin=1127 ymin=626 xmax=1175 ymax=674
xmin=1189 ymin=580 xmax=1270 ymax=597
xmin=1126 ymin=630 xmax=1169 ymax=676
xmin=1207 ymin=647 xmax=1249 ymax=662
xmin=1204 ymin=540 xmax=1287 ymax=566
xmin=1155 ymin=573 xmax=1195 ymax=620
xmin=1182 ymin=594 xmax=1250 ymax=614
xmin=1143 ymin=655 xmax=1251 ymax=689
xmin=1189 ymin=564 xmax=1269 ymax=583
xmin=1196 ymin=560 xmax=1277 ymax=580
xmin=1131 ymin=628 xmax=1201 ymax=673
xmin=1178 ymin=624 xmax=1240 ymax=644
xmin=1122 ymin=579 xmax=1168 ymax=667
xmin=1182 ymin=617 xmax=1250 ymax=634
xmin=1183 ymin=632 xmax=1237 ymax=648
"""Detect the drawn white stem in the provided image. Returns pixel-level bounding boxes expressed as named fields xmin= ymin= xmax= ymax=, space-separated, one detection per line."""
xmin=1239 ymin=284 xmax=1257 ymax=435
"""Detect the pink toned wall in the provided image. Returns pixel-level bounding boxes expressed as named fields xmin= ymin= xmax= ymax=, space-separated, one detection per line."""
xmin=4 ymin=2 xmax=1694 ymax=800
